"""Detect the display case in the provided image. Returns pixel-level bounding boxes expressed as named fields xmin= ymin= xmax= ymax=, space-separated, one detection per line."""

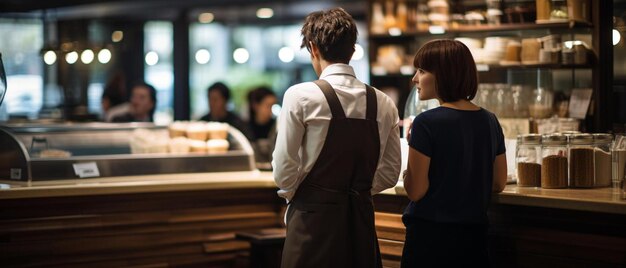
xmin=0 ymin=122 xmax=255 ymax=182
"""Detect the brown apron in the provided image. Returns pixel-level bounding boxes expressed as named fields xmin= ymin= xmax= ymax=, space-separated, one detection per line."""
xmin=281 ymin=80 xmax=382 ymax=268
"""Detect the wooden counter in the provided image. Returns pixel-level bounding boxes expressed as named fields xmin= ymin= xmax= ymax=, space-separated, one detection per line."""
xmin=391 ymin=184 xmax=626 ymax=215
xmin=0 ymin=171 xmax=283 ymax=268
xmin=0 ymin=171 xmax=276 ymax=199
xmin=2 ymin=174 xmax=626 ymax=267
xmin=375 ymin=184 xmax=626 ymax=268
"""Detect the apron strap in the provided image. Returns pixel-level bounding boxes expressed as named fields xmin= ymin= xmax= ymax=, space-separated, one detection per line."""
xmin=313 ymin=80 xmax=346 ymax=119
xmin=365 ymin=84 xmax=377 ymax=121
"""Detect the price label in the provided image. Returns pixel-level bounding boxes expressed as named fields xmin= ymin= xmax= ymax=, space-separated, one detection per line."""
xmin=10 ymin=168 xmax=21 ymax=180
xmin=73 ymin=162 xmax=100 ymax=178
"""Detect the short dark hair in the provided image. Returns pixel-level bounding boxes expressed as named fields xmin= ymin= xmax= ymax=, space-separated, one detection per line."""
xmin=207 ymin=82 xmax=230 ymax=101
xmin=300 ymin=7 xmax=358 ymax=63
xmin=413 ymin=39 xmax=478 ymax=102
xmin=132 ymin=81 xmax=157 ymax=120
xmin=102 ymin=71 xmax=127 ymax=107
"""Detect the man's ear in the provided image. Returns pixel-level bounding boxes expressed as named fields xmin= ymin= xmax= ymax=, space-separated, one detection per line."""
xmin=309 ymin=41 xmax=320 ymax=59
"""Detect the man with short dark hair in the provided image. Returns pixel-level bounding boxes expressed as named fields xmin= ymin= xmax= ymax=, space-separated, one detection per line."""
xmin=272 ymin=8 xmax=401 ymax=268
xmin=200 ymin=82 xmax=252 ymax=139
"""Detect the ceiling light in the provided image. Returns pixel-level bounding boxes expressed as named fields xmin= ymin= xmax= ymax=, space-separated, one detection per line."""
xmin=257 ymin=8 xmax=274 ymax=19
xmin=112 ymin=31 xmax=124 ymax=42
xmin=145 ymin=51 xmax=159 ymax=66
xmin=199 ymin=13 xmax=214 ymax=23
xmin=65 ymin=51 xmax=78 ymax=64
xmin=98 ymin=49 xmax=112 ymax=64
xmin=233 ymin=48 xmax=249 ymax=64
xmin=614 ymin=29 xmax=621 ymax=46
xmin=195 ymin=49 xmax=211 ymax=64
xmin=81 ymin=49 xmax=94 ymax=64
xmin=278 ymin=47 xmax=294 ymax=63
xmin=43 ymin=51 xmax=57 ymax=65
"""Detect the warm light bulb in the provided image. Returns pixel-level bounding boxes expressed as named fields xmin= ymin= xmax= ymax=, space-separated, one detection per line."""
xmin=199 ymin=13 xmax=215 ymax=23
xmin=65 ymin=51 xmax=78 ymax=64
xmin=257 ymin=8 xmax=273 ymax=19
xmin=233 ymin=48 xmax=249 ymax=64
xmin=145 ymin=51 xmax=159 ymax=66
xmin=112 ymin=31 xmax=124 ymax=42
xmin=81 ymin=49 xmax=94 ymax=64
xmin=43 ymin=51 xmax=57 ymax=65
xmin=195 ymin=49 xmax=211 ymax=64
xmin=98 ymin=49 xmax=112 ymax=64
xmin=614 ymin=29 xmax=622 ymax=46
xmin=278 ymin=47 xmax=294 ymax=63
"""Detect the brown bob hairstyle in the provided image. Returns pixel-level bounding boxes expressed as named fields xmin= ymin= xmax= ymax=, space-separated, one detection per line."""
xmin=300 ymin=8 xmax=358 ymax=63
xmin=413 ymin=39 xmax=478 ymax=102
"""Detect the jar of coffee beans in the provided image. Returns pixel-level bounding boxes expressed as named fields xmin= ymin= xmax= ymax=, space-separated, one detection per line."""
xmin=541 ymin=133 xmax=568 ymax=189
xmin=593 ymin=133 xmax=613 ymax=187
xmin=569 ymin=133 xmax=594 ymax=188
xmin=516 ymin=134 xmax=542 ymax=187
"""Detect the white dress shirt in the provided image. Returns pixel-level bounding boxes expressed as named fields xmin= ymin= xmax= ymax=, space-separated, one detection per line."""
xmin=272 ymin=63 xmax=401 ymax=202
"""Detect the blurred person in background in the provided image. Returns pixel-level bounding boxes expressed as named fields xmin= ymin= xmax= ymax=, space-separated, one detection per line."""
xmin=247 ymin=86 xmax=277 ymax=141
xmin=247 ymin=86 xmax=277 ymax=168
xmin=200 ymin=82 xmax=252 ymax=139
xmin=101 ymin=71 xmax=129 ymax=122
xmin=111 ymin=82 xmax=156 ymax=123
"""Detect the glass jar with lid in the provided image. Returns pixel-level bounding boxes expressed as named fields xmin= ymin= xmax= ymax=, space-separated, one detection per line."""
xmin=541 ymin=133 xmax=568 ymax=189
xmin=529 ymin=87 xmax=554 ymax=119
xmin=568 ymin=133 xmax=594 ymax=188
xmin=516 ymin=134 xmax=542 ymax=187
xmin=593 ymin=133 xmax=613 ymax=187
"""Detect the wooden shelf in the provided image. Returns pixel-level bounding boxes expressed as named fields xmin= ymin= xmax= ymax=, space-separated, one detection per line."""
xmin=371 ymin=63 xmax=592 ymax=78
xmin=476 ymin=63 xmax=592 ymax=71
xmin=369 ymin=21 xmax=593 ymax=39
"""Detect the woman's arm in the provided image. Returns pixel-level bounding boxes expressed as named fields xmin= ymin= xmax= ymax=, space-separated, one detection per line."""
xmin=403 ymin=147 xmax=430 ymax=202
xmin=492 ymin=154 xmax=507 ymax=193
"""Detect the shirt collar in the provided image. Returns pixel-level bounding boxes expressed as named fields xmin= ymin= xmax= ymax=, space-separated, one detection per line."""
xmin=319 ymin=63 xmax=356 ymax=79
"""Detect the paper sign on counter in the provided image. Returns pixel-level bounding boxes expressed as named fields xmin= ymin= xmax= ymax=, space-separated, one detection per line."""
xmin=568 ymin=88 xmax=593 ymax=119
xmin=73 ymin=162 xmax=100 ymax=178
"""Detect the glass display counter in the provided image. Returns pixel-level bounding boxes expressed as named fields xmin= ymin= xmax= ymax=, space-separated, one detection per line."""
xmin=0 ymin=122 xmax=255 ymax=182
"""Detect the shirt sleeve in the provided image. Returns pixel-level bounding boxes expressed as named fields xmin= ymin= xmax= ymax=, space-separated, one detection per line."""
xmin=408 ymin=115 xmax=433 ymax=157
xmin=371 ymin=108 xmax=401 ymax=195
xmin=271 ymin=88 xmax=306 ymax=202
xmin=494 ymin=116 xmax=506 ymax=156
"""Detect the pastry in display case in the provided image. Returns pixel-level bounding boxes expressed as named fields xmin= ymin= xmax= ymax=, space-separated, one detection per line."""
xmin=0 ymin=122 xmax=255 ymax=183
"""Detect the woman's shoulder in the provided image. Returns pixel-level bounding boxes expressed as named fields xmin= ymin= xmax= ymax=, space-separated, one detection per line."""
xmin=414 ymin=107 xmax=447 ymax=121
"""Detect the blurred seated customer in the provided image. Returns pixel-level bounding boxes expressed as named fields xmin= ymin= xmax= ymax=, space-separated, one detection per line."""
xmin=111 ymin=82 xmax=157 ymax=123
xmin=248 ymin=86 xmax=277 ymax=141
xmin=101 ymin=71 xmax=130 ymax=122
xmin=200 ymin=82 xmax=252 ymax=139
xmin=247 ymin=86 xmax=278 ymax=167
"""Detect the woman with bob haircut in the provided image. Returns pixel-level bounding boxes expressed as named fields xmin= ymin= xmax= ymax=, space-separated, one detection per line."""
xmin=401 ymin=39 xmax=507 ymax=267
